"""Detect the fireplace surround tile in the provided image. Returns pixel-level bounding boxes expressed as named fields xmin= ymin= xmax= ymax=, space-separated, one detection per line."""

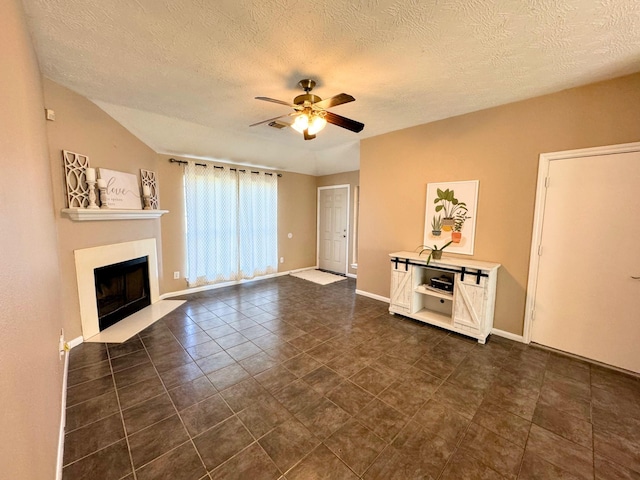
xmin=74 ymin=239 xmax=184 ymax=343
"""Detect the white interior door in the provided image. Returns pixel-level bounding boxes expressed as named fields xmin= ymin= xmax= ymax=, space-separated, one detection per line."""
xmin=530 ymin=147 xmax=640 ymax=372
xmin=318 ymin=186 xmax=348 ymax=274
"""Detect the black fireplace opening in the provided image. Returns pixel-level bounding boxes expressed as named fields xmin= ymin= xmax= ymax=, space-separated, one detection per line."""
xmin=94 ymin=256 xmax=151 ymax=331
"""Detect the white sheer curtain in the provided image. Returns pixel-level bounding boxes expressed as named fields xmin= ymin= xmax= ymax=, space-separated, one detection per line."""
xmin=184 ymin=162 xmax=278 ymax=287
xmin=184 ymin=163 xmax=238 ymax=287
xmin=238 ymin=170 xmax=278 ymax=278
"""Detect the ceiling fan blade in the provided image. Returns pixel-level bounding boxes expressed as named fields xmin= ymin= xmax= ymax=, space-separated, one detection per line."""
xmin=313 ymin=93 xmax=355 ymax=110
xmin=255 ymin=96 xmax=298 ymax=108
xmin=324 ymin=111 xmax=365 ymax=133
xmin=249 ymin=113 xmax=294 ymax=127
xmin=303 ymin=129 xmax=316 ymax=141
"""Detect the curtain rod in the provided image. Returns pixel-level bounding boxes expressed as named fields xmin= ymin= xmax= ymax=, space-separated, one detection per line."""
xmin=169 ymin=158 xmax=282 ymax=177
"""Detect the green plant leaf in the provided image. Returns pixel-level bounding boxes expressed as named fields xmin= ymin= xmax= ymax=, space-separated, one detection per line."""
xmin=435 ymin=205 xmax=443 ymax=212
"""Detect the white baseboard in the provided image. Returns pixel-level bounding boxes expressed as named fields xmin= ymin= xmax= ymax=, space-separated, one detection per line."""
xmin=56 ymin=349 xmax=69 ymax=478
xmin=160 ymin=267 xmax=318 ymax=300
xmin=56 ymin=335 xmax=83 ymax=479
xmin=346 ymin=273 xmax=357 ymax=279
xmin=491 ymin=328 xmax=526 ymax=343
xmin=355 ymin=289 xmax=390 ymax=303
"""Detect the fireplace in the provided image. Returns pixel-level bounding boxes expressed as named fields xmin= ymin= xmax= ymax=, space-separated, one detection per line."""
xmin=75 ymin=239 xmax=161 ymax=339
xmin=95 ymin=256 xmax=151 ymax=331
xmin=74 ymin=239 xmax=184 ymax=343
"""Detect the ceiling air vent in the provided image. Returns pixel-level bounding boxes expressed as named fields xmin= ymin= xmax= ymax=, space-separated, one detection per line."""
xmin=268 ymin=121 xmax=289 ymax=129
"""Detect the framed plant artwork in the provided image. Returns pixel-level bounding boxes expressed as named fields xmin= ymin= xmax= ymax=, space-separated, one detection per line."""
xmin=424 ymin=180 xmax=479 ymax=255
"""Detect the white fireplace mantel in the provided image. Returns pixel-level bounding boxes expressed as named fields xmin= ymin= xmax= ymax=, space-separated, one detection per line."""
xmin=75 ymin=239 xmax=161 ymax=339
xmin=62 ymin=208 xmax=168 ymax=221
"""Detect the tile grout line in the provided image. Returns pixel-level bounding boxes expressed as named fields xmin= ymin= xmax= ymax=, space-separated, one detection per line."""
xmin=68 ymin=278 xmax=631 ymax=480
xmin=139 ymin=327 xmax=212 ymax=477
xmin=107 ymin=342 xmax=139 ymax=480
xmin=421 ymin=339 xmax=489 ymax=480
xmin=148 ymin=301 xmax=292 ymax=476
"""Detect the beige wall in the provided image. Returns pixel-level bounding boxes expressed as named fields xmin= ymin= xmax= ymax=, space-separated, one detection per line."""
xmin=317 ymin=170 xmax=360 ymax=276
xmin=42 ymin=80 xmax=319 ymax=335
xmin=43 ymin=79 xmax=162 ymax=339
xmin=358 ymin=73 xmax=640 ymax=335
xmin=0 ymin=1 xmax=65 ymax=477
xmin=157 ymin=154 xmax=318 ymax=293
xmin=276 ymin=170 xmax=318 ymax=272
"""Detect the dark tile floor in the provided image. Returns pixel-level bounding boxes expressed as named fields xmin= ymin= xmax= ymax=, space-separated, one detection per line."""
xmin=63 ymin=276 xmax=640 ymax=479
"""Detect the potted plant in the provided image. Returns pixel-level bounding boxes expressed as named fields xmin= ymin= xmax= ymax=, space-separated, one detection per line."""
xmin=452 ymin=212 xmax=470 ymax=243
xmin=431 ymin=215 xmax=442 ymax=237
xmin=433 ymin=188 xmax=468 ymax=232
xmin=452 ymin=216 xmax=463 ymax=243
xmin=417 ymin=240 xmax=453 ymax=264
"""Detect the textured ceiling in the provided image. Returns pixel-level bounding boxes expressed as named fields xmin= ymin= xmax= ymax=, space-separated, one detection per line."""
xmin=22 ymin=0 xmax=640 ymax=175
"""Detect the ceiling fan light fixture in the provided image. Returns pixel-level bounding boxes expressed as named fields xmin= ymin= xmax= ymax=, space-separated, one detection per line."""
xmin=252 ymin=79 xmax=364 ymax=138
xmin=308 ymin=115 xmax=327 ymax=135
xmin=292 ymin=113 xmax=309 ymax=133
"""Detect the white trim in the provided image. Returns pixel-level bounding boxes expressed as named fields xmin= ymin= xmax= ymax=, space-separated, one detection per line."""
xmin=352 ymin=186 xmax=359 ymax=266
xmin=523 ymin=142 xmax=640 ymax=343
xmin=346 ymin=273 xmax=357 ymax=279
xmin=490 ymin=328 xmax=526 ymax=343
xmin=56 ymin=354 xmax=68 ymax=480
xmin=317 ymin=184 xmax=350 ymax=275
xmin=56 ymin=335 xmax=84 ymax=479
xmin=355 ymin=289 xmax=390 ymax=303
xmin=62 ymin=208 xmax=168 ymax=221
xmin=160 ymin=267 xmax=318 ymax=299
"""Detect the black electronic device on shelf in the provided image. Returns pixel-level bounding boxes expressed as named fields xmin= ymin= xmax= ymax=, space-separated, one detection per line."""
xmin=430 ymin=275 xmax=453 ymax=292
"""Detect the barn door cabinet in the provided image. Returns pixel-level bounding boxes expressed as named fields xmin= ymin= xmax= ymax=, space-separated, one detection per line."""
xmin=389 ymin=251 xmax=500 ymax=343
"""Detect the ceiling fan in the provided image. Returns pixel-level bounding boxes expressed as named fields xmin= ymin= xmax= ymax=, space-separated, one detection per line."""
xmin=250 ymin=79 xmax=365 ymax=140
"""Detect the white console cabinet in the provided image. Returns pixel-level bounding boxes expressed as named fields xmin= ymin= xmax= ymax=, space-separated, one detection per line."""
xmin=389 ymin=251 xmax=500 ymax=343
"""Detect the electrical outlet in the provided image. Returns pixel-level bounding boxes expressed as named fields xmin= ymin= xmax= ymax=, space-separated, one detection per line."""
xmin=279 ymin=257 xmax=284 ymax=264
xmin=173 ymin=271 xmax=180 ymax=279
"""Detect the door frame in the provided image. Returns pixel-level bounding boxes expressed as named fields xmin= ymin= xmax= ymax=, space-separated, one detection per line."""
xmin=523 ymin=141 xmax=640 ymax=344
xmin=317 ymin=184 xmax=351 ymax=274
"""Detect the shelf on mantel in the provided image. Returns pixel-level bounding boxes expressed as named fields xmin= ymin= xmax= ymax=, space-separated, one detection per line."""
xmin=62 ymin=208 xmax=169 ymax=221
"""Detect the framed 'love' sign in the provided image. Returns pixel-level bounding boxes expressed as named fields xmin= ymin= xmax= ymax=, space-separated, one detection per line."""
xmin=97 ymin=168 xmax=142 ymax=209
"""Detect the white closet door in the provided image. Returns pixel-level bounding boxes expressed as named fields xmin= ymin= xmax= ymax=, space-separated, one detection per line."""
xmin=532 ymin=150 xmax=640 ymax=372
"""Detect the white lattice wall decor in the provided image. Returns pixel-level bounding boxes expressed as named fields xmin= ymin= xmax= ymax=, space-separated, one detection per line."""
xmin=63 ymin=150 xmax=91 ymax=208
xmin=140 ymin=169 xmax=159 ymax=209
